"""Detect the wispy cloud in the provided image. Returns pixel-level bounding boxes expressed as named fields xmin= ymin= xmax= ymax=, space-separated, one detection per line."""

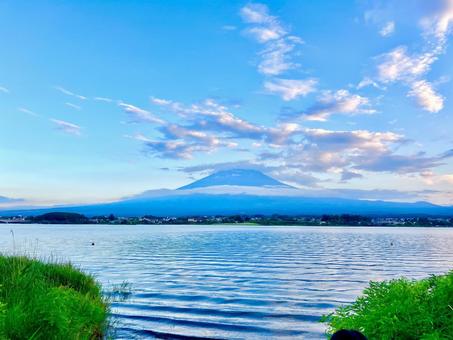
xmin=370 ymin=2 xmax=453 ymax=113
xmin=259 ymin=127 xmax=453 ymax=178
xmin=65 ymin=102 xmax=82 ymax=110
xmin=150 ymin=97 xmax=173 ymax=105
xmin=260 ymin=39 xmax=301 ymax=76
xmin=240 ymin=3 xmax=273 ymax=24
xmin=299 ymin=89 xmax=375 ymax=121
xmin=94 ymin=97 xmax=113 ymax=103
xmin=50 ymin=119 xmax=81 ymax=135
xmin=357 ymin=151 xmax=451 ymax=173
xmin=144 ymin=95 xmax=449 ymax=181
xmin=377 ymin=46 xmax=436 ymax=83
xmin=132 ymin=134 xmax=197 ymax=160
xmin=151 ymin=97 xmax=305 ymax=146
xmin=377 ymin=47 xmax=444 ymax=113
xmin=130 ymin=132 xmax=236 ymax=160
xmin=221 ymin=25 xmax=237 ymax=31
xmin=125 ymin=99 xmax=251 ymax=159
xmin=408 ymin=80 xmax=444 ymax=113
xmin=18 ymin=107 xmax=40 ymax=117
xmin=302 ymin=128 xmax=401 ymax=156
xmin=264 ymin=78 xmax=317 ymax=101
xmin=420 ymin=0 xmax=453 ymax=45
xmin=421 ymin=171 xmax=453 ymax=186
xmin=238 ymin=3 xmax=318 ymax=106
xmin=356 ymin=77 xmax=385 ymax=90
xmin=0 ymin=195 xmax=24 ymax=204
xmin=240 ymin=3 xmax=302 ymax=76
xmin=379 ymin=21 xmax=395 ymax=37
xmin=119 ymin=102 xmax=165 ymax=125
xmin=133 ymin=97 xmax=302 ymax=158
xmin=55 ymin=86 xmax=87 ymax=100
xmin=0 ymin=86 xmax=9 ymax=94
xmin=341 ymin=170 xmax=363 ymax=181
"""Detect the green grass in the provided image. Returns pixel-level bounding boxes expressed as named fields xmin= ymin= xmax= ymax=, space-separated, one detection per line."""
xmin=322 ymin=271 xmax=453 ymax=340
xmin=0 ymin=255 xmax=108 ymax=339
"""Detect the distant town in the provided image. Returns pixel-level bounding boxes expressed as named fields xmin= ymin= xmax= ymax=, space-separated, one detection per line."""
xmin=1 ymin=212 xmax=453 ymax=227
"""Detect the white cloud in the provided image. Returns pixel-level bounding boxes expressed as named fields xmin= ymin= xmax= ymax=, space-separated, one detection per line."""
xmin=94 ymin=97 xmax=113 ymax=103
xmin=18 ymin=107 xmax=40 ymax=117
xmin=377 ymin=46 xmax=436 ymax=83
xmin=374 ymin=46 xmax=445 ymax=112
xmin=264 ymin=78 xmax=317 ymax=100
xmin=141 ymin=95 xmax=452 ymax=180
xmin=247 ymin=26 xmax=285 ymax=43
xmin=302 ymin=89 xmax=376 ymax=121
xmin=240 ymin=3 xmax=302 ymax=76
xmin=135 ymin=94 xmax=453 ymax=184
xmin=357 ymin=77 xmax=385 ymax=90
xmin=161 ymin=124 xmax=225 ymax=147
xmin=0 ymin=86 xmax=9 ymax=94
xmin=379 ymin=21 xmax=395 ymax=37
xmin=420 ymin=172 xmax=453 ymax=197
xmin=118 ymin=102 xmax=165 ymax=125
xmin=131 ymin=131 xmax=233 ymax=160
xmin=150 ymin=97 xmax=172 ymax=105
xmin=258 ymin=38 xmax=300 ymax=75
xmin=259 ymin=127 xmax=451 ymax=176
xmin=303 ymin=128 xmax=401 ymax=154
xmin=0 ymin=195 xmax=25 ymax=207
xmin=222 ymin=25 xmax=237 ymax=31
xmin=240 ymin=3 xmax=273 ymax=24
xmin=50 ymin=119 xmax=81 ymax=135
xmin=55 ymin=86 xmax=87 ymax=100
xmin=127 ymin=98 xmax=261 ymax=159
xmin=65 ymin=102 xmax=81 ymax=110
xmin=420 ymin=0 xmax=453 ymax=44
xmin=408 ymin=80 xmax=444 ymax=113
xmin=137 ymin=97 xmax=305 ymax=158
xmin=369 ymin=2 xmax=453 ymax=113
xmin=143 ymin=139 xmax=195 ymax=159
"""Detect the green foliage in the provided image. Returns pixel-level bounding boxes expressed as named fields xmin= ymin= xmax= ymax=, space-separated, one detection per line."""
xmin=30 ymin=212 xmax=89 ymax=224
xmin=0 ymin=292 xmax=5 ymax=339
xmin=323 ymin=271 xmax=453 ymax=340
xmin=0 ymin=255 xmax=108 ymax=339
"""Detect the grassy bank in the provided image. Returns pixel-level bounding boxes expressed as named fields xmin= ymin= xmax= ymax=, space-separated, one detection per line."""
xmin=323 ymin=271 xmax=453 ymax=339
xmin=0 ymin=255 xmax=108 ymax=339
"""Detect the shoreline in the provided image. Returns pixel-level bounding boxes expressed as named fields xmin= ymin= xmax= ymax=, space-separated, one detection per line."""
xmin=2 ymin=222 xmax=453 ymax=228
xmin=2 ymin=211 xmax=453 ymax=227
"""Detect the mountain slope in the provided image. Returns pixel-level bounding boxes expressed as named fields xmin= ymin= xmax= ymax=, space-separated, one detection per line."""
xmin=178 ymin=169 xmax=292 ymax=190
xmin=3 ymin=169 xmax=453 ymax=217
xmin=4 ymin=194 xmax=453 ymax=217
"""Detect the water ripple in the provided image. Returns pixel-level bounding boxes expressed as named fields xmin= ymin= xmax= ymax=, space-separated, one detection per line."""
xmin=1 ymin=225 xmax=453 ymax=339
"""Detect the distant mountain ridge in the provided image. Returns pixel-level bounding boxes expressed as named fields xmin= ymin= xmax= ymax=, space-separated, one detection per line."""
xmin=2 ymin=169 xmax=453 ymax=217
xmin=178 ymin=169 xmax=292 ymax=190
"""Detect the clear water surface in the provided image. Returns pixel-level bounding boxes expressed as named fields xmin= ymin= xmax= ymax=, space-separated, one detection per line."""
xmin=1 ymin=225 xmax=452 ymax=339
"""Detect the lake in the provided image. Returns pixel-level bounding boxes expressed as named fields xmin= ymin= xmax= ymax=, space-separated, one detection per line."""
xmin=1 ymin=225 xmax=453 ymax=339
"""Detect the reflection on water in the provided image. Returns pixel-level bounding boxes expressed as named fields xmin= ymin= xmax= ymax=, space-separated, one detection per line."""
xmin=1 ymin=225 xmax=453 ymax=339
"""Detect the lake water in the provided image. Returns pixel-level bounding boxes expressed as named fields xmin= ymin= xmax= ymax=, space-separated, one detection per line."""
xmin=1 ymin=225 xmax=453 ymax=339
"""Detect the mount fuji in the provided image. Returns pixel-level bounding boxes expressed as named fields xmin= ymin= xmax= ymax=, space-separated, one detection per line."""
xmin=178 ymin=169 xmax=293 ymax=190
xmin=2 ymin=169 xmax=453 ymax=217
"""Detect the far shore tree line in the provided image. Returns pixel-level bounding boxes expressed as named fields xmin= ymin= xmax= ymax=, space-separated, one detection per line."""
xmin=1 ymin=212 xmax=453 ymax=227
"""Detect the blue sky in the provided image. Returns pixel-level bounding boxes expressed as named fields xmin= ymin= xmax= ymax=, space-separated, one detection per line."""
xmin=1 ymin=0 xmax=453 ymax=207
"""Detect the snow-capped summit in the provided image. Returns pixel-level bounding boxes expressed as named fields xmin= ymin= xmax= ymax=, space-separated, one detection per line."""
xmin=178 ymin=169 xmax=293 ymax=190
